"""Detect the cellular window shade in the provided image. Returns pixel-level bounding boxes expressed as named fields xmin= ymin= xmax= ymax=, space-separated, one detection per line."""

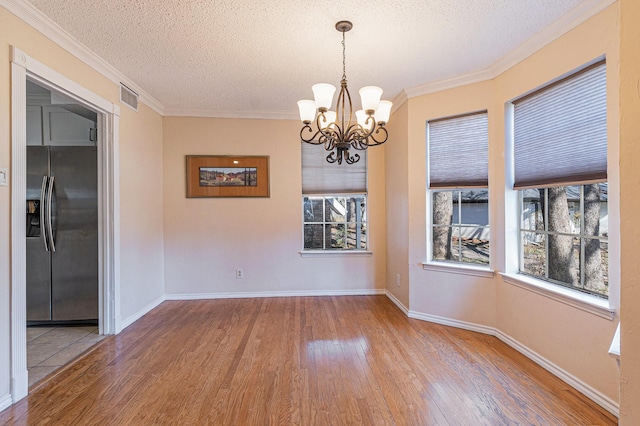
xmin=513 ymin=62 xmax=607 ymax=188
xmin=428 ymin=112 xmax=488 ymax=188
xmin=301 ymin=143 xmax=367 ymax=194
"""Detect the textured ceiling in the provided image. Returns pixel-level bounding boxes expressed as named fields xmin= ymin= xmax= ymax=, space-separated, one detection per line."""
xmin=27 ymin=0 xmax=588 ymax=118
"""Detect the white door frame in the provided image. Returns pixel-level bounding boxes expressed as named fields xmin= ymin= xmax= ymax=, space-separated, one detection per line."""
xmin=10 ymin=46 xmax=120 ymax=403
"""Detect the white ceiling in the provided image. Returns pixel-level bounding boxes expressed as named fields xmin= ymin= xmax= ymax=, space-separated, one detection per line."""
xmin=26 ymin=0 xmax=598 ymax=118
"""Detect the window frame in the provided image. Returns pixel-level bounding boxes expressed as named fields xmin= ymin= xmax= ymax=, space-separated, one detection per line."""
xmin=429 ymin=189 xmax=491 ymax=268
xmin=301 ymin=193 xmax=370 ymax=253
xmin=517 ymin=184 xmax=609 ymax=299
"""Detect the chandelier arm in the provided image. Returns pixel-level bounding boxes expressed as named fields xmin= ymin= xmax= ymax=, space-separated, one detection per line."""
xmin=363 ymin=126 xmax=389 ymax=146
xmin=366 ymin=115 xmax=376 ymax=133
xmin=315 ymin=111 xmax=328 ymax=131
xmin=343 ymin=124 xmax=366 ymax=148
xmin=351 ymin=141 xmax=369 ymax=150
xmin=322 ymin=135 xmax=338 ymax=152
xmin=337 ymin=82 xmax=355 ymax=133
xmin=327 ymin=147 xmax=361 ymax=165
xmin=353 ymin=115 xmax=377 ymax=141
xmin=327 ymin=150 xmax=340 ymax=164
xmin=315 ymin=111 xmax=345 ymax=146
xmin=337 ymin=86 xmax=345 ymax=132
xmin=346 ymin=86 xmax=355 ymax=129
xmin=300 ymin=125 xmax=326 ymax=145
xmin=345 ymin=151 xmax=360 ymax=164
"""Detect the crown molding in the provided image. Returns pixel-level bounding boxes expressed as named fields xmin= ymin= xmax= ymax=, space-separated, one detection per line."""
xmin=405 ymin=0 xmax=617 ymax=100
xmin=1 ymin=0 xmax=165 ymax=115
xmin=390 ymin=90 xmax=408 ymax=112
xmin=163 ymin=108 xmax=299 ymax=121
xmin=404 ymin=67 xmax=494 ymax=99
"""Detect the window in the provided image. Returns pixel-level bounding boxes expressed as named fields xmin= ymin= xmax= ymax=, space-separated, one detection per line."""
xmin=428 ymin=111 xmax=489 ymax=266
xmin=301 ymin=144 xmax=367 ymax=251
xmin=432 ymin=189 xmax=489 ymax=265
xmin=520 ymin=184 xmax=608 ymax=297
xmin=513 ymin=61 xmax=607 ymax=298
xmin=303 ymin=195 xmax=366 ymax=249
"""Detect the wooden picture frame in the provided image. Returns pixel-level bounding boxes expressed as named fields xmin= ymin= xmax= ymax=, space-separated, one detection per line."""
xmin=186 ymin=155 xmax=270 ymax=198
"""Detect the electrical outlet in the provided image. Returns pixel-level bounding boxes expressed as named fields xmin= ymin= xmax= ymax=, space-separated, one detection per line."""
xmin=396 ymin=273 xmax=401 ymax=287
xmin=235 ymin=268 xmax=244 ymax=279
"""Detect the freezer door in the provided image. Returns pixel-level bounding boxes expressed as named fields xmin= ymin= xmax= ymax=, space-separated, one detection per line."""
xmin=26 ymin=146 xmax=52 ymax=321
xmin=50 ymin=146 xmax=98 ymax=321
xmin=26 ymin=237 xmax=52 ymax=321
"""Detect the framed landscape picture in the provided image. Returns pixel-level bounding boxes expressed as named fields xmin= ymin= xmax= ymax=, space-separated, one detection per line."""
xmin=186 ymin=155 xmax=270 ymax=198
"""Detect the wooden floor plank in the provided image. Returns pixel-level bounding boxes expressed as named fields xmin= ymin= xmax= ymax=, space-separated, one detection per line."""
xmin=0 ymin=296 xmax=617 ymax=425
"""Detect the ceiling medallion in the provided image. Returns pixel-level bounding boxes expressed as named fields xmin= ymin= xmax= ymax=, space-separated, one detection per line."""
xmin=297 ymin=21 xmax=392 ymax=165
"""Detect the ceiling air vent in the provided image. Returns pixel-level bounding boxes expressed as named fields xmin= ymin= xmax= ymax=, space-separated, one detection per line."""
xmin=120 ymin=83 xmax=139 ymax=111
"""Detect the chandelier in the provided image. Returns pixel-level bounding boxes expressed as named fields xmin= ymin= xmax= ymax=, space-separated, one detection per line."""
xmin=297 ymin=21 xmax=392 ymax=165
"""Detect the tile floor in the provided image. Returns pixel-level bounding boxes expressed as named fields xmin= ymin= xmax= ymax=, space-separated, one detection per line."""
xmin=27 ymin=326 xmax=106 ymax=387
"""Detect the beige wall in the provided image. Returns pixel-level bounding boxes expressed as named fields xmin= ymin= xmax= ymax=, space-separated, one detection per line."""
xmin=118 ymin=104 xmax=165 ymax=322
xmin=619 ymin=0 xmax=640 ymax=422
xmin=406 ymin=81 xmax=497 ymax=327
xmin=494 ymin=4 xmax=620 ymax=403
xmin=390 ymin=4 xmax=620 ymax=404
xmin=0 ymin=5 xmax=165 ymax=402
xmin=385 ymin=102 xmax=410 ymax=308
xmin=162 ymin=117 xmax=386 ymax=296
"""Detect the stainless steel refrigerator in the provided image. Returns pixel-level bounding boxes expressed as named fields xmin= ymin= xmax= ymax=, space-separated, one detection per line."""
xmin=26 ymin=146 xmax=98 ymax=323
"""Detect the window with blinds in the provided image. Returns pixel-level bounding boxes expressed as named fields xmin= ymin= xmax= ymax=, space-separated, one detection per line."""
xmin=513 ymin=60 xmax=609 ymax=298
xmin=427 ymin=111 xmax=490 ymax=266
xmin=301 ymin=145 xmax=368 ymax=251
xmin=513 ymin=61 xmax=607 ymax=188
xmin=301 ymin=144 xmax=367 ymax=194
xmin=428 ymin=111 xmax=488 ymax=189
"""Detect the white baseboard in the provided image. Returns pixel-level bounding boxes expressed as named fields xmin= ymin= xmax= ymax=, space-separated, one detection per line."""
xmin=11 ymin=370 xmax=28 ymax=404
xmin=0 ymin=393 xmax=12 ymax=413
xmin=165 ymin=288 xmax=385 ymax=300
xmin=408 ymin=310 xmax=496 ymax=335
xmin=385 ymin=290 xmax=409 ymax=315
xmin=119 ymin=295 xmax=165 ymax=331
xmin=407 ymin=309 xmax=619 ymax=418
xmin=494 ymin=330 xmax=619 ymax=417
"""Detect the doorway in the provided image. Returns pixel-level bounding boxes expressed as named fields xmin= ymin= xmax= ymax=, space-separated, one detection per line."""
xmin=25 ymin=80 xmax=107 ymax=386
xmin=10 ymin=46 xmax=120 ymax=403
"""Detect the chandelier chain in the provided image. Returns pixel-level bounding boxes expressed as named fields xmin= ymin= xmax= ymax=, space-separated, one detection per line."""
xmin=342 ymin=30 xmax=347 ymax=81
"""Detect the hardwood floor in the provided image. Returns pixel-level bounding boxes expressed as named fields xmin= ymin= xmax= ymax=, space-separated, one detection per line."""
xmin=0 ymin=296 xmax=616 ymax=425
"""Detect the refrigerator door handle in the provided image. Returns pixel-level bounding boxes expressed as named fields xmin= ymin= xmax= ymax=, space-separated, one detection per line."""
xmin=40 ymin=175 xmax=49 ymax=251
xmin=46 ymin=176 xmax=56 ymax=252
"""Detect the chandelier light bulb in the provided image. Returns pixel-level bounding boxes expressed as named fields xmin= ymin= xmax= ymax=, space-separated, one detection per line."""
xmin=374 ymin=100 xmax=393 ymax=124
xmin=312 ymin=83 xmax=337 ymax=111
xmin=322 ymin=111 xmax=337 ymax=129
xmin=359 ymin=86 xmax=383 ymax=113
xmin=355 ymin=110 xmax=370 ymax=131
xmin=297 ymin=100 xmax=317 ymax=123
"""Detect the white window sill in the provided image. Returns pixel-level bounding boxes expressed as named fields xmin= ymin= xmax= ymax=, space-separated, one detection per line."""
xmin=500 ymin=272 xmax=615 ymax=320
xmin=609 ymin=323 xmax=620 ymax=360
xmin=299 ymin=250 xmax=372 ymax=258
xmin=422 ymin=261 xmax=495 ymax=278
